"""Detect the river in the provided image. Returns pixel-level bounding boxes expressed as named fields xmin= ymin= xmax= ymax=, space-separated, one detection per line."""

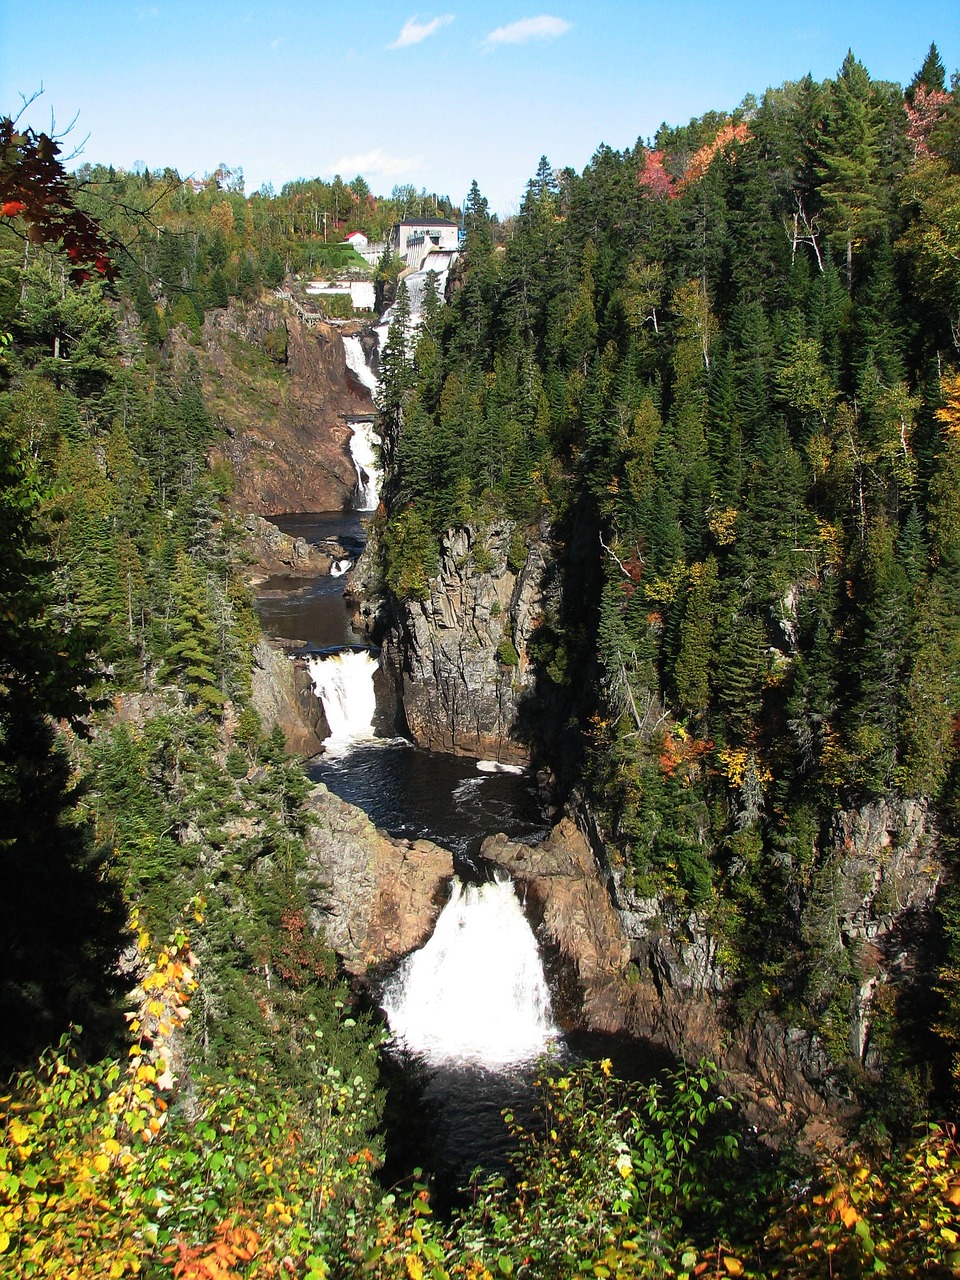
xmin=254 ymin=505 xmax=670 ymax=1205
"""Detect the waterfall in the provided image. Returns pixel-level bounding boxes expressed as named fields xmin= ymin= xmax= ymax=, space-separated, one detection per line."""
xmin=308 ymin=649 xmax=378 ymax=753
xmin=381 ymin=876 xmax=558 ymax=1068
xmin=343 ymin=334 xmax=380 ymax=398
xmin=342 ymin=335 xmax=382 ymax=510
xmin=330 ymin=558 xmax=352 ymax=577
xmin=346 ymin=418 xmax=381 ymax=511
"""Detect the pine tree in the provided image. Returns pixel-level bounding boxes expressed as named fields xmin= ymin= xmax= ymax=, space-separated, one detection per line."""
xmin=815 ymin=51 xmax=884 ymax=287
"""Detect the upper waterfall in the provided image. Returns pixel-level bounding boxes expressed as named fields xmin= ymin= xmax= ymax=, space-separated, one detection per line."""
xmin=342 ymin=335 xmax=382 ymax=509
xmin=381 ymin=875 xmax=558 ymax=1068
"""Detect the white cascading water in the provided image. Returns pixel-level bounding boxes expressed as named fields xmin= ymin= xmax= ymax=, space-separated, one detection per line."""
xmin=347 ymin=421 xmax=381 ymax=511
xmin=381 ymin=876 xmax=558 ymax=1068
xmin=330 ymin=558 xmax=352 ymax=577
xmin=342 ymin=335 xmax=382 ymax=511
xmin=307 ymin=649 xmax=379 ymax=754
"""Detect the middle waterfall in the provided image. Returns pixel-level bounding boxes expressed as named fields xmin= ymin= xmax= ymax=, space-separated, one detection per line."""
xmin=343 ymin=334 xmax=382 ymax=511
xmin=308 ymin=649 xmax=379 ymax=754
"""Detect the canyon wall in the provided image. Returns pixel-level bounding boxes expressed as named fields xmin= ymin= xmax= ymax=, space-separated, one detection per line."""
xmin=197 ymin=300 xmax=374 ymax=514
xmin=364 ymin=519 xmax=558 ymax=763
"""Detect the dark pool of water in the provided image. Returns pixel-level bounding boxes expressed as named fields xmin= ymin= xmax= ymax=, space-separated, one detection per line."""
xmin=378 ymin=1031 xmax=675 ymax=1212
xmin=255 ymin=576 xmax=357 ymax=647
xmin=254 ymin=511 xmax=368 ymax=647
xmin=307 ymin=742 xmax=547 ymax=864
xmin=270 ymin=509 xmax=367 ymax=555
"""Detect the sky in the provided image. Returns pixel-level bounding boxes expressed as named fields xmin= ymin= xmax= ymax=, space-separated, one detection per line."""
xmin=3 ymin=1 xmax=959 ymax=217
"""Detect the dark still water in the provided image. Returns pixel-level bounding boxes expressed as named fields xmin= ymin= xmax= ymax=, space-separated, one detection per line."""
xmin=255 ymin=576 xmax=357 ymax=648
xmin=270 ymin=509 xmax=367 ymax=554
xmin=254 ymin=511 xmax=367 ymax=647
xmin=306 ymin=743 xmax=547 ymax=863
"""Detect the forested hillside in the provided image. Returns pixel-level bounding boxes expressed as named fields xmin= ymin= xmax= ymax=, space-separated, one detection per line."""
xmin=378 ymin=46 xmax=960 ymax=1114
xmin=3 ymin=46 xmax=960 ymax=1280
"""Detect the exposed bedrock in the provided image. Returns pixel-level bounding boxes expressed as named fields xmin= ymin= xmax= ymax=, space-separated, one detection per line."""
xmin=376 ymin=520 xmax=553 ymax=763
xmin=204 ymin=303 xmax=374 ymax=515
xmin=483 ymin=799 xmax=939 ymax=1145
xmin=301 ymin=782 xmax=453 ymax=974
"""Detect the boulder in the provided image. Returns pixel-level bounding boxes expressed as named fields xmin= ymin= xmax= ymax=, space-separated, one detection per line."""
xmin=302 ymin=782 xmax=453 ymax=973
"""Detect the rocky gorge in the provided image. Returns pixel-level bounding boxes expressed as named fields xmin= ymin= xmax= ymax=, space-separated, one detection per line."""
xmin=227 ymin=298 xmax=946 ymax=1148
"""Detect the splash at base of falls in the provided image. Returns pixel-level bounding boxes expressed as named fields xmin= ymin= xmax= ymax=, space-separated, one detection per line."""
xmin=381 ymin=876 xmax=557 ymax=1068
xmin=308 ymin=649 xmax=379 ymax=754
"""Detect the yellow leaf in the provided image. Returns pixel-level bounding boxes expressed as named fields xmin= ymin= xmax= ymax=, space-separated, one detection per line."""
xmin=0 ymin=1230 xmax=9 ymax=1253
xmin=8 ymin=1118 xmax=31 ymax=1145
xmin=942 ymin=1227 xmax=959 ymax=1245
xmin=406 ymin=1256 xmax=424 ymax=1280
xmin=723 ymin=1258 xmax=744 ymax=1277
xmin=841 ymin=1204 xmax=859 ymax=1229
xmin=947 ymin=1184 xmax=960 ymax=1206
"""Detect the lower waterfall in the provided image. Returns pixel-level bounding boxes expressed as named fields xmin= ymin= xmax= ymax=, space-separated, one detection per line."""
xmin=381 ymin=876 xmax=557 ymax=1068
xmin=307 ymin=649 xmax=378 ymax=753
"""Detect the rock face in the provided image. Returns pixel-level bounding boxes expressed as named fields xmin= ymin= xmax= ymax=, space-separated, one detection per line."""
xmin=378 ymin=521 xmax=552 ymax=763
xmin=482 ymin=820 xmax=631 ymax=1031
xmin=202 ymin=301 xmax=375 ymax=515
xmin=483 ymin=799 xmax=939 ymax=1144
xmin=302 ymin=782 xmax=453 ymax=973
xmin=249 ymin=639 xmax=327 ymax=757
xmin=243 ymin=514 xmax=338 ymax=584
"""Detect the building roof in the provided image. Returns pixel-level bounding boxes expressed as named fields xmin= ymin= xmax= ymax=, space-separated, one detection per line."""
xmin=396 ymin=217 xmax=459 ymax=228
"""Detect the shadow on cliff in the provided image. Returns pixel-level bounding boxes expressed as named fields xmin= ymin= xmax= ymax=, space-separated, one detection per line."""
xmin=509 ymin=491 xmax=605 ymax=808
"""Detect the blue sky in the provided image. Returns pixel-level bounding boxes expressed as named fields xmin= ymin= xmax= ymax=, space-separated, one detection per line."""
xmin=3 ymin=2 xmax=958 ymax=216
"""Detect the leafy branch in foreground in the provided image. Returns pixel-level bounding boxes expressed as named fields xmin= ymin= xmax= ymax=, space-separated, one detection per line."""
xmin=1 ymin=113 xmax=117 ymax=283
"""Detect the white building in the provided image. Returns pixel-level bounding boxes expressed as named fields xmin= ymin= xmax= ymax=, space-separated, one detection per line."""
xmin=391 ymin=217 xmax=460 ymax=270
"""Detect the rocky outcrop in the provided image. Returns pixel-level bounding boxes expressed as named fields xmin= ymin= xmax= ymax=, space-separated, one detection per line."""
xmin=482 ymin=821 xmax=630 ymax=1031
xmin=483 ymin=799 xmax=940 ymax=1144
xmin=201 ymin=300 xmax=375 ymax=515
xmin=302 ymin=782 xmax=453 ymax=973
xmin=249 ymin=639 xmax=327 ymax=757
xmin=378 ymin=520 xmax=552 ymax=763
xmin=243 ymin=514 xmax=340 ymax=584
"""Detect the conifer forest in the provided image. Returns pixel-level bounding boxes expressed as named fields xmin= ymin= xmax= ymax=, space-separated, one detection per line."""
xmin=4 ymin=44 xmax=960 ymax=1279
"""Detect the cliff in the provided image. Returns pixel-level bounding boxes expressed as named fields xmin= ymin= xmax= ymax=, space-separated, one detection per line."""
xmin=301 ymin=781 xmax=453 ymax=973
xmin=192 ymin=299 xmax=375 ymax=514
xmin=372 ymin=520 xmax=554 ymax=763
xmin=482 ymin=796 xmax=941 ymax=1144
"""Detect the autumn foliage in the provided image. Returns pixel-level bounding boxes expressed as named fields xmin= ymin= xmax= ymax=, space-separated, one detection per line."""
xmin=0 ymin=115 xmax=116 ymax=282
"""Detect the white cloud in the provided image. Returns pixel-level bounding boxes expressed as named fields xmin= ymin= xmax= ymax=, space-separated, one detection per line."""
xmin=270 ymin=37 xmax=285 ymax=50
xmin=484 ymin=14 xmax=572 ymax=46
xmin=389 ymin=14 xmax=454 ymax=49
xmin=325 ymin=149 xmax=422 ymax=180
